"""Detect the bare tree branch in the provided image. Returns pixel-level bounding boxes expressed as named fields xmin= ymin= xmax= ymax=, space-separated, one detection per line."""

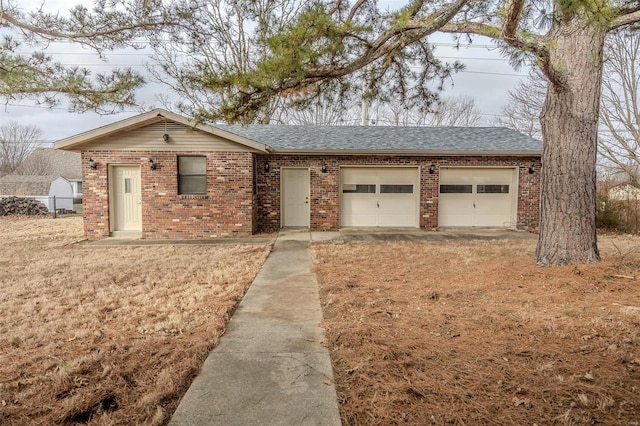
xmin=0 ymin=122 xmax=43 ymax=176
xmin=493 ymin=69 xmax=547 ymax=139
xmin=598 ymin=29 xmax=640 ymax=184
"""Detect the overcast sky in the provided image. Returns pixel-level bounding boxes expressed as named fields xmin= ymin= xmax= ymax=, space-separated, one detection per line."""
xmin=1 ymin=0 xmax=533 ymax=145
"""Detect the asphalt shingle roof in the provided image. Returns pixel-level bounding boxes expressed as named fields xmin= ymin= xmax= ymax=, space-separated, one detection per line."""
xmin=16 ymin=148 xmax=81 ymax=180
xmin=217 ymin=125 xmax=541 ymax=153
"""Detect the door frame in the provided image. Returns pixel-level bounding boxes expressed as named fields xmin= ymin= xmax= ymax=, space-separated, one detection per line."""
xmin=280 ymin=167 xmax=310 ymax=228
xmin=437 ymin=166 xmax=519 ymax=228
xmin=108 ymin=164 xmax=142 ymax=236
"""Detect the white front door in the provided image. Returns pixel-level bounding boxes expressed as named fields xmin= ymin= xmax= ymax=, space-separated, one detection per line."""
xmin=111 ymin=166 xmax=142 ymax=232
xmin=340 ymin=167 xmax=419 ymax=227
xmin=438 ymin=167 xmax=517 ymax=228
xmin=282 ymin=168 xmax=310 ymax=227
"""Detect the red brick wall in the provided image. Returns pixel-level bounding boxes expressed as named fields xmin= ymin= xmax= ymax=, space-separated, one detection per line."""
xmin=82 ymin=151 xmax=254 ymax=239
xmin=255 ymin=155 xmax=541 ymax=233
xmin=81 ymin=151 xmax=540 ymax=239
xmin=516 ymin=162 xmax=541 ymax=231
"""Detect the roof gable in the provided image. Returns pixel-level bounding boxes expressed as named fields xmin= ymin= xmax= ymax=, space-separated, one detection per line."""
xmin=54 ymin=109 xmax=268 ymax=153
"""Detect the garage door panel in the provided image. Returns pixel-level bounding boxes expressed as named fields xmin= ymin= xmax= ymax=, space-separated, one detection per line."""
xmin=341 ymin=196 xmax=377 ymax=227
xmin=378 ymin=213 xmax=417 ymax=227
xmin=340 ymin=167 xmax=419 ymax=228
xmin=377 ymin=198 xmax=416 ymax=227
xmin=439 ymin=212 xmax=473 ymax=227
xmin=474 ymin=212 xmax=513 ymax=227
xmin=438 ymin=194 xmax=473 ymax=227
xmin=475 ymin=196 xmax=511 ymax=211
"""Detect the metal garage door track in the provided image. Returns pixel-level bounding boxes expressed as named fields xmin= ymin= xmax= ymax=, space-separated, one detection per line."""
xmin=169 ymin=229 xmax=341 ymax=426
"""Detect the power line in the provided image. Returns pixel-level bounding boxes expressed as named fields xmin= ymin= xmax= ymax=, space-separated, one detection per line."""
xmin=10 ymin=62 xmax=148 ymax=67
xmin=0 ymin=142 xmax=57 ymax=145
xmin=3 ymin=100 xmax=636 ymax=135
xmin=3 ymin=63 xmax=527 ymax=77
xmin=16 ymin=51 xmax=153 ymax=56
xmin=3 ymin=102 xmax=139 ymax=113
xmin=14 ymin=38 xmax=502 ymax=49
xmin=15 ymin=49 xmax=132 ymax=56
xmin=6 ymin=56 xmax=528 ymax=76
xmin=437 ymin=56 xmax=507 ymax=61
xmin=3 ymin=103 xmax=76 ymax=111
xmin=15 ymin=50 xmax=509 ymax=61
xmin=431 ymin=43 xmax=501 ymax=49
xmin=459 ymin=70 xmax=525 ymax=77
xmin=408 ymin=64 xmax=526 ymax=77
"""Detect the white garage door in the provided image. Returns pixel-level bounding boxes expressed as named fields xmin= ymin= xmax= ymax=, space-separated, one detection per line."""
xmin=340 ymin=167 xmax=419 ymax=227
xmin=438 ymin=167 xmax=518 ymax=228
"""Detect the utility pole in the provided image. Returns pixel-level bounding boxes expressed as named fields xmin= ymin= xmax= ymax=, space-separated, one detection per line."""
xmin=360 ymin=74 xmax=369 ymax=126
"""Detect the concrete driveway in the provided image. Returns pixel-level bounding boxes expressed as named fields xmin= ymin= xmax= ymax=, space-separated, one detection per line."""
xmin=89 ymin=228 xmax=537 ymax=246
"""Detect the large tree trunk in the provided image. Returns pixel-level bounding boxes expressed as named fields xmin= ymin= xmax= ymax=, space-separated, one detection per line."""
xmin=536 ymin=19 xmax=606 ymax=266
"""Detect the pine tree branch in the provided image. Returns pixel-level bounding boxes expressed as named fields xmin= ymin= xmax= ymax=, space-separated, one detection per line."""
xmin=212 ymin=0 xmax=470 ymax=122
xmin=439 ymin=21 xmax=546 ymax=63
xmin=439 ymin=19 xmax=563 ymax=87
xmin=502 ymin=0 xmax=526 ymax=42
xmin=347 ymin=0 xmax=368 ymax=23
xmin=320 ymin=0 xmax=469 ymax=77
xmin=0 ymin=1 xmax=170 ymax=111
xmin=610 ymin=8 xmax=640 ymax=30
xmin=1 ymin=12 xmax=165 ymax=42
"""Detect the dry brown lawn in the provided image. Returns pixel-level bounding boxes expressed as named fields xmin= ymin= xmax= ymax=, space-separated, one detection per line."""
xmin=5 ymin=216 xmax=640 ymax=425
xmin=313 ymin=236 xmax=640 ymax=425
xmin=0 ymin=216 xmax=271 ymax=425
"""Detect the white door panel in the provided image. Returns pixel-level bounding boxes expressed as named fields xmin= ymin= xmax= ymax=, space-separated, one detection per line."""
xmin=111 ymin=166 xmax=142 ymax=232
xmin=282 ymin=168 xmax=310 ymax=227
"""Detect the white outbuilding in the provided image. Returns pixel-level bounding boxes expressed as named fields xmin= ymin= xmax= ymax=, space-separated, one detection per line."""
xmin=609 ymin=183 xmax=640 ymax=201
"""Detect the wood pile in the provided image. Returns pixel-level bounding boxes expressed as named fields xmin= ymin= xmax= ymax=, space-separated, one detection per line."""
xmin=0 ymin=197 xmax=49 ymax=216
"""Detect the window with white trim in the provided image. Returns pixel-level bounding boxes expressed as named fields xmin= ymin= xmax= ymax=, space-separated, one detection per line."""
xmin=178 ymin=156 xmax=206 ymax=194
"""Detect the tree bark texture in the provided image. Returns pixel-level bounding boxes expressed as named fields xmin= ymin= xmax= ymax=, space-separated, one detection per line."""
xmin=536 ymin=19 xmax=605 ymax=266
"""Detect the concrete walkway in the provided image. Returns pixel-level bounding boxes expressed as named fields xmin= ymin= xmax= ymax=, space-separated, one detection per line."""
xmin=169 ymin=229 xmax=342 ymax=426
xmin=88 ymin=228 xmax=535 ymax=246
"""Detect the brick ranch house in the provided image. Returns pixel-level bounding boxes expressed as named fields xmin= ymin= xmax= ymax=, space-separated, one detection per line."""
xmin=54 ymin=109 xmax=541 ymax=239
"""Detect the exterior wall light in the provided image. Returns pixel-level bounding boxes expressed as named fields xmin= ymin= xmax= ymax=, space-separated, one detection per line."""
xmin=528 ymin=166 xmax=535 ymax=174
xmin=89 ymin=158 xmax=97 ymax=170
xmin=429 ymin=164 xmax=436 ymax=174
xmin=149 ymin=159 xmax=157 ymax=170
xmin=163 ymin=133 xmax=170 ymax=143
xmin=321 ymin=165 xmax=327 ymax=173
xmin=265 ymin=162 xmax=270 ymax=172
